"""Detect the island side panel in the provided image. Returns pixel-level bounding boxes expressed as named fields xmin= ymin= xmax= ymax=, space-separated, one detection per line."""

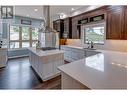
xmin=0 ymin=49 xmax=7 ymax=68
xmin=29 ymin=51 xmax=39 ymax=74
xmin=61 ymin=72 xmax=89 ymax=89
xmin=29 ymin=50 xmax=64 ymax=81
xmin=38 ymin=53 xmax=64 ymax=81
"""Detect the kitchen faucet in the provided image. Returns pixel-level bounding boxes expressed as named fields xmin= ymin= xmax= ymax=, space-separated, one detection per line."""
xmin=86 ymin=39 xmax=94 ymax=49
xmin=90 ymin=41 xmax=94 ymax=49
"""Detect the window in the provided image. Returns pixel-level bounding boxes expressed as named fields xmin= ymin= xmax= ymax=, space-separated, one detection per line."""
xmin=22 ymin=42 xmax=30 ymax=48
xmin=10 ymin=26 xmax=20 ymax=40
xmin=9 ymin=25 xmax=39 ymax=49
xmin=31 ymin=28 xmax=39 ymax=47
xmin=9 ymin=26 xmax=20 ymax=49
xmin=32 ymin=28 xmax=38 ymax=40
xmin=22 ymin=27 xmax=30 ymax=40
xmin=84 ymin=23 xmax=105 ymax=44
xmin=10 ymin=42 xmax=19 ymax=48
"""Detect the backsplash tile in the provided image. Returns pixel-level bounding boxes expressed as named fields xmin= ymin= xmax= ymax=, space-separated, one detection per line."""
xmin=66 ymin=39 xmax=127 ymax=52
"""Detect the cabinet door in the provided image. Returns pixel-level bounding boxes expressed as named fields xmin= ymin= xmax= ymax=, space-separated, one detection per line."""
xmin=54 ymin=53 xmax=64 ymax=75
xmin=53 ymin=19 xmax=64 ymax=39
xmin=123 ymin=7 xmax=127 ymax=39
xmin=64 ymin=17 xmax=72 ymax=39
xmin=38 ymin=56 xmax=55 ymax=80
xmin=0 ymin=50 xmax=7 ymax=67
xmin=53 ymin=20 xmax=60 ymax=31
xmin=64 ymin=18 xmax=69 ymax=32
xmin=72 ymin=17 xmax=80 ymax=39
xmin=106 ymin=6 xmax=124 ymax=39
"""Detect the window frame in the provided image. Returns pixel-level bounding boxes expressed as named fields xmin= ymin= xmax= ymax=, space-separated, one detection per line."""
xmin=81 ymin=22 xmax=106 ymax=45
xmin=9 ymin=24 xmax=39 ymax=49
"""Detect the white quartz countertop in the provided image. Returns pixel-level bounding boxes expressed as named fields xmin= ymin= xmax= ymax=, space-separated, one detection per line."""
xmin=28 ymin=47 xmax=64 ymax=57
xmin=58 ymin=50 xmax=127 ymax=89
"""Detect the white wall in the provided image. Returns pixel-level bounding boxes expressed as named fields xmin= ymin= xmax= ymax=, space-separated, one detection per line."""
xmin=66 ymin=39 xmax=127 ymax=52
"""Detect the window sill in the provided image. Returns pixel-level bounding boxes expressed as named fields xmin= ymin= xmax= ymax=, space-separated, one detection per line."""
xmin=8 ymin=48 xmax=28 ymax=51
xmin=85 ymin=43 xmax=104 ymax=45
xmin=94 ymin=43 xmax=104 ymax=45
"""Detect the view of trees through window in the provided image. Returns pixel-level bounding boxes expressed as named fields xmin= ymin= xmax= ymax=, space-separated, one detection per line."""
xmin=10 ymin=26 xmax=19 ymax=40
xmin=10 ymin=25 xmax=39 ymax=49
xmin=22 ymin=27 xmax=30 ymax=40
xmin=85 ymin=26 xmax=104 ymax=44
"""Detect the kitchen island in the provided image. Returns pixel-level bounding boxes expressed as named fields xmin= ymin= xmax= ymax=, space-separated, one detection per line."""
xmin=58 ymin=50 xmax=127 ymax=89
xmin=28 ymin=47 xmax=64 ymax=81
xmin=0 ymin=48 xmax=8 ymax=68
xmin=0 ymin=45 xmax=8 ymax=68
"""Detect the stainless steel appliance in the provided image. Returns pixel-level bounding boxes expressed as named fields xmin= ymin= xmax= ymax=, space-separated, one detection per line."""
xmin=38 ymin=6 xmax=59 ymax=49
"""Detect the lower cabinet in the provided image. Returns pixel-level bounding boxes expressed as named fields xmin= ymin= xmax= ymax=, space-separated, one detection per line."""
xmin=0 ymin=49 xmax=7 ymax=68
xmin=61 ymin=72 xmax=89 ymax=89
xmin=29 ymin=51 xmax=64 ymax=81
xmin=61 ymin=46 xmax=84 ymax=62
xmin=61 ymin=46 xmax=99 ymax=62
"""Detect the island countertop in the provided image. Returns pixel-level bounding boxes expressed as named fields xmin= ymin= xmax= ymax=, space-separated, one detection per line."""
xmin=58 ymin=50 xmax=127 ymax=89
xmin=28 ymin=47 xmax=64 ymax=57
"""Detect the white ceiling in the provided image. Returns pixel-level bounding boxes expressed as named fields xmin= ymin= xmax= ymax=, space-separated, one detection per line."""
xmin=14 ymin=5 xmax=102 ymax=20
xmin=14 ymin=6 xmax=44 ymax=19
xmin=50 ymin=6 xmax=87 ymax=19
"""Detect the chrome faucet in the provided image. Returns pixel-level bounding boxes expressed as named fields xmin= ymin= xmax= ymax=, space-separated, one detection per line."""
xmin=90 ymin=41 xmax=94 ymax=49
xmin=87 ymin=40 xmax=94 ymax=49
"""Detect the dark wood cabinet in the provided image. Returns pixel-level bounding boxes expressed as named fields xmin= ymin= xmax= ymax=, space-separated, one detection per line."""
xmin=53 ymin=6 xmax=127 ymax=40
xmin=72 ymin=17 xmax=79 ymax=39
xmin=106 ymin=6 xmax=124 ymax=39
xmin=71 ymin=16 xmax=82 ymax=39
xmin=123 ymin=6 xmax=127 ymax=39
xmin=53 ymin=19 xmax=64 ymax=38
xmin=71 ymin=6 xmax=106 ymax=39
xmin=63 ymin=17 xmax=72 ymax=38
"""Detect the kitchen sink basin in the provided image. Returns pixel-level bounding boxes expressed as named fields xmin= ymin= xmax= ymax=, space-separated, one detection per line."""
xmin=83 ymin=48 xmax=96 ymax=50
xmin=41 ymin=47 xmax=57 ymax=51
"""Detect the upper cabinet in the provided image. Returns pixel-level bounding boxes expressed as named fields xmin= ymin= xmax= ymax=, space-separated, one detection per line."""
xmin=71 ymin=16 xmax=80 ymax=39
xmin=53 ymin=6 xmax=127 ymax=40
xmin=123 ymin=6 xmax=127 ymax=39
xmin=63 ymin=17 xmax=72 ymax=39
xmin=106 ymin=6 xmax=124 ymax=39
xmin=71 ymin=7 xmax=106 ymax=39
xmin=53 ymin=19 xmax=64 ymax=38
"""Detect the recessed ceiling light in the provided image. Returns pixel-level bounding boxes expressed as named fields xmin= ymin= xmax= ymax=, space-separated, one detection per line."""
xmin=58 ymin=13 xmax=67 ymax=19
xmin=71 ymin=8 xmax=75 ymax=11
xmin=34 ymin=9 xmax=38 ymax=12
xmin=40 ymin=17 xmax=42 ymax=19
xmin=26 ymin=14 xmax=30 ymax=17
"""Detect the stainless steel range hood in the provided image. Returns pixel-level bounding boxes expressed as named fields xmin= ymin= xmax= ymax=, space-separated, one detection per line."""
xmin=38 ymin=6 xmax=59 ymax=49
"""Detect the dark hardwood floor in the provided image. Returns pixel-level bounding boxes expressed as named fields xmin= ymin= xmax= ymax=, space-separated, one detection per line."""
xmin=0 ymin=57 xmax=62 ymax=89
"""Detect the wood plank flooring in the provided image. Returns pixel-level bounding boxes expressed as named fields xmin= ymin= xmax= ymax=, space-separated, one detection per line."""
xmin=0 ymin=57 xmax=65 ymax=89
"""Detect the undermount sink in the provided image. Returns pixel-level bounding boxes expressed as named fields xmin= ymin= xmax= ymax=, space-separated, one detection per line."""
xmin=41 ymin=47 xmax=57 ymax=51
xmin=83 ymin=48 xmax=96 ymax=50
